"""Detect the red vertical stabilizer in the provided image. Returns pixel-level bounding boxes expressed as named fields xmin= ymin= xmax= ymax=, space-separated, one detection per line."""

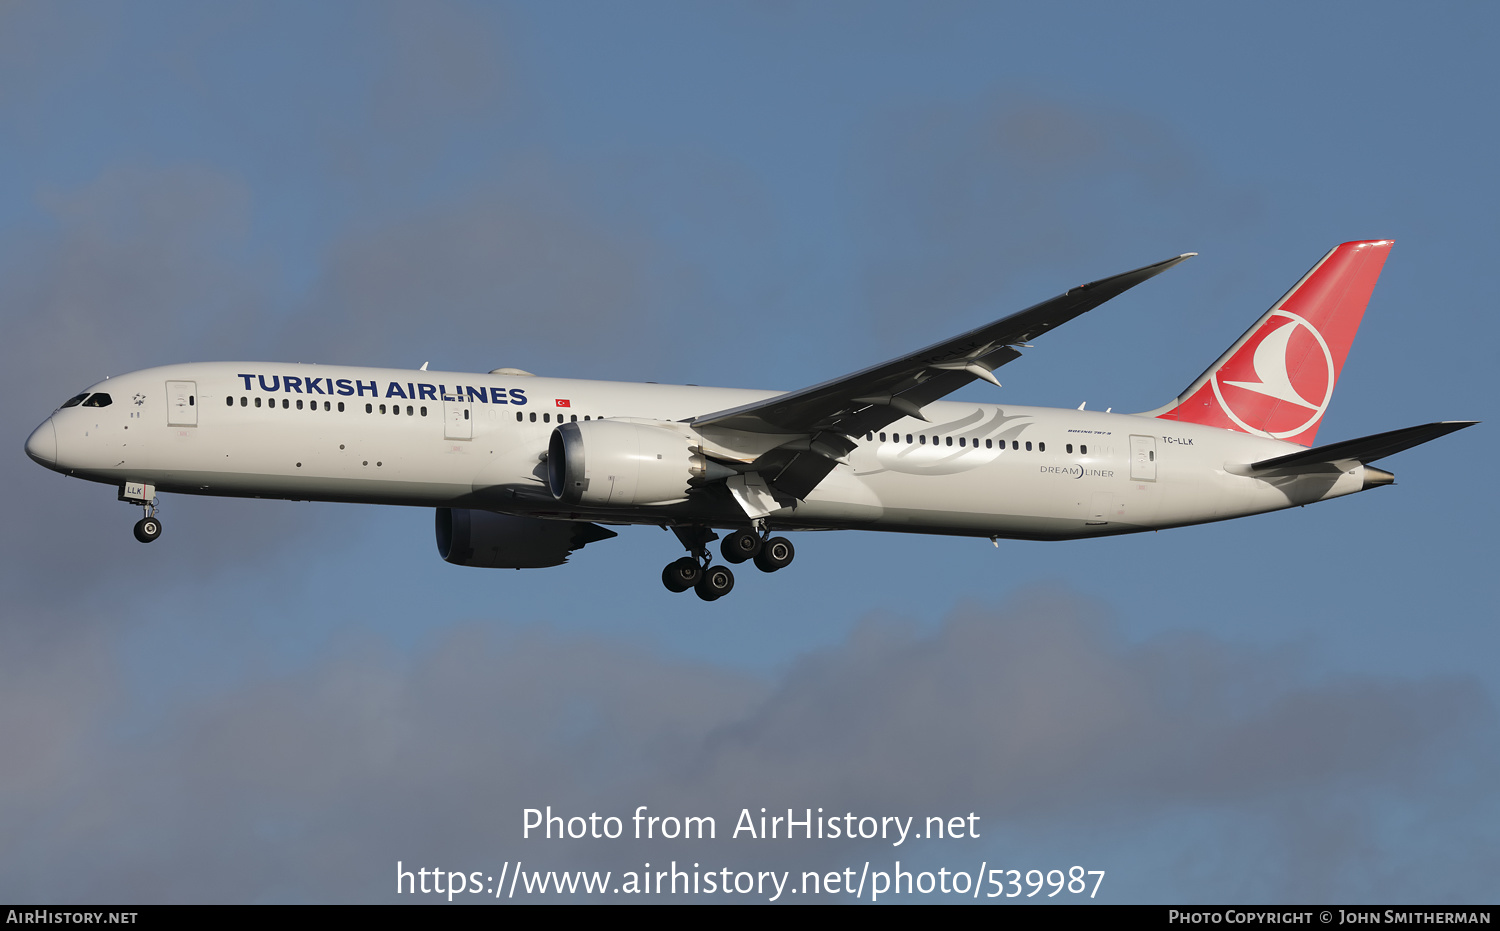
xmin=1150 ymin=240 xmax=1393 ymax=446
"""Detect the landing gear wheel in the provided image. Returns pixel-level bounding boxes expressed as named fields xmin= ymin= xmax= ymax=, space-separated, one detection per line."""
xmin=695 ymin=564 xmax=735 ymax=601
xmin=753 ymin=536 xmax=794 ymax=572
xmin=662 ymin=557 xmax=701 ymax=593
xmin=721 ymin=529 xmax=763 ymax=564
xmin=133 ymin=516 xmax=161 ymax=544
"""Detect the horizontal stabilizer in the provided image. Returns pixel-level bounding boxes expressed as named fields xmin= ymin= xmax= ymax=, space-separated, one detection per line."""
xmin=1231 ymin=421 xmax=1477 ymax=477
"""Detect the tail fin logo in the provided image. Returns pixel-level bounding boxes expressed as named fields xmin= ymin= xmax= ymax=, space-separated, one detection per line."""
xmin=1211 ymin=310 xmax=1336 ymax=439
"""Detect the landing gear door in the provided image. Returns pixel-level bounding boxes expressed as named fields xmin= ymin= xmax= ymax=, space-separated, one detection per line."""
xmin=166 ymin=380 xmax=197 ymax=426
xmin=1130 ymin=434 xmax=1157 ymax=482
xmin=444 ymin=395 xmax=472 ymax=440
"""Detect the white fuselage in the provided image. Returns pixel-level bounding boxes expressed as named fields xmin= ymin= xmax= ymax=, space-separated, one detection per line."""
xmin=27 ymin=362 xmax=1375 ymax=541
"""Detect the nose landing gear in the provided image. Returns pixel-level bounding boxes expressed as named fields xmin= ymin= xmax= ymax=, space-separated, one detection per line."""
xmin=133 ymin=512 xmax=162 ymax=543
xmin=120 ymin=482 xmax=161 ymax=543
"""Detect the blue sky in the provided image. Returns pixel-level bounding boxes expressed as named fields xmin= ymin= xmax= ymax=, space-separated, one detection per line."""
xmin=2 ymin=1 xmax=1495 ymax=903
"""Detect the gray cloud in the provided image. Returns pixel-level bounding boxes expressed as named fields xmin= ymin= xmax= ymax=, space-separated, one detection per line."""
xmin=2 ymin=591 xmax=1490 ymax=902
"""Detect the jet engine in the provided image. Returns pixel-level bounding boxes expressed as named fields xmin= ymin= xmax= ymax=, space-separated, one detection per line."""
xmin=549 ymin=419 xmax=714 ymax=507
xmin=435 ymin=508 xmax=617 ymax=569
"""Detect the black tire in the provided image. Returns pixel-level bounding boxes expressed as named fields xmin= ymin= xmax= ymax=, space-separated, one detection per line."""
xmin=695 ymin=564 xmax=734 ymax=601
xmin=133 ymin=517 xmax=161 ymax=544
xmin=720 ymin=529 xmax=762 ymax=564
xmin=662 ymin=557 xmax=701 ymax=593
xmin=753 ymin=536 xmax=794 ymax=572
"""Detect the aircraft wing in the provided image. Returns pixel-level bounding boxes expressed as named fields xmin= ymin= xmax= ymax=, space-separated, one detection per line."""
xmin=690 ymin=252 xmax=1195 ymax=499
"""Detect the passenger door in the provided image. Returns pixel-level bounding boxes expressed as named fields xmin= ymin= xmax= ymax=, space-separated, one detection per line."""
xmin=166 ymin=380 xmax=197 ymax=426
xmin=444 ymin=395 xmax=472 ymax=440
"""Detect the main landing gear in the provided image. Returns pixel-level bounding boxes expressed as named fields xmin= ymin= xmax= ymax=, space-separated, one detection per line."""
xmin=660 ymin=523 xmax=795 ymax=601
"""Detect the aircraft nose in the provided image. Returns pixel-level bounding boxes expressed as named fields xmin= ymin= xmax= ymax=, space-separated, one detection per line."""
xmin=25 ymin=418 xmax=56 ymax=466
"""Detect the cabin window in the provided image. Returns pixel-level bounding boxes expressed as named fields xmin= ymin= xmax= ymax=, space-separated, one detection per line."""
xmin=296 ymin=399 xmax=303 ymax=410
xmin=464 ymin=410 xmax=469 ymax=420
xmin=379 ymin=404 xmax=386 ymax=414
xmin=406 ymin=405 xmax=413 ymax=416
xmin=1039 ymin=442 xmax=1045 ymax=452
xmin=282 ymin=399 xmax=289 ymax=409
xmin=420 ymin=406 xmax=427 ymax=416
xmin=1081 ymin=444 xmax=1088 ymax=455
xmin=571 ymin=414 xmax=578 ymax=422
xmin=985 ymin=439 xmax=992 ymax=449
xmin=1067 ymin=444 xmax=1073 ymax=454
xmin=188 ymin=396 xmax=194 ymax=406
xmin=338 ymin=402 xmax=345 ymax=412
xmin=255 ymin=397 xmax=263 ymax=408
xmin=529 ymin=413 xmax=537 ymax=423
xmin=1149 ymin=450 xmax=1154 ymax=461
xmin=959 ymin=437 xmax=965 ymax=447
xmin=1025 ymin=441 xmax=1032 ymax=451
xmin=225 ymin=396 xmax=233 ymax=406
xmin=241 ymin=397 xmax=247 ymax=407
xmin=365 ymin=403 xmax=372 ymax=413
xmin=516 ymin=412 xmax=523 ymax=422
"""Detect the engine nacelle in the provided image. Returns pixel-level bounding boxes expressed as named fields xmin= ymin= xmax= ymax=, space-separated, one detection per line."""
xmin=435 ymin=508 xmax=616 ymax=568
xmin=548 ymin=419 xmax=700 ymax=507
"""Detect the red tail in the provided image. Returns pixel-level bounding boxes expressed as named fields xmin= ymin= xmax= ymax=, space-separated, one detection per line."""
xmin=1150 ymin=240 xmax=1393 ymax=446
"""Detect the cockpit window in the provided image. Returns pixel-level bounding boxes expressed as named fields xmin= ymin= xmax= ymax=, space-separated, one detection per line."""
xmin=81 ymin=393 xmax=112 ymax=408
xmin=60 ymin=393 xmax=89 ymax=408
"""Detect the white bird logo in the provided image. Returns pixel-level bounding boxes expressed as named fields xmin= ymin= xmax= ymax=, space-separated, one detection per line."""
xmin=1211 ymin=311 xmax=1336 ymax=439
xmin=1222 ymin=318 xmax=1321 ymax=409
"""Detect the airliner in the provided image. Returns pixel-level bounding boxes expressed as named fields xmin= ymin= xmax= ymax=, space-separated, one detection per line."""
xmin=24 ymin=240 xmax=1474 ymax=600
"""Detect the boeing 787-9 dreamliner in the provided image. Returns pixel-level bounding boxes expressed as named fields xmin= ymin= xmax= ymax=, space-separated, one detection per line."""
xmin=25 ymin=240 xmax=1475 ymax=600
